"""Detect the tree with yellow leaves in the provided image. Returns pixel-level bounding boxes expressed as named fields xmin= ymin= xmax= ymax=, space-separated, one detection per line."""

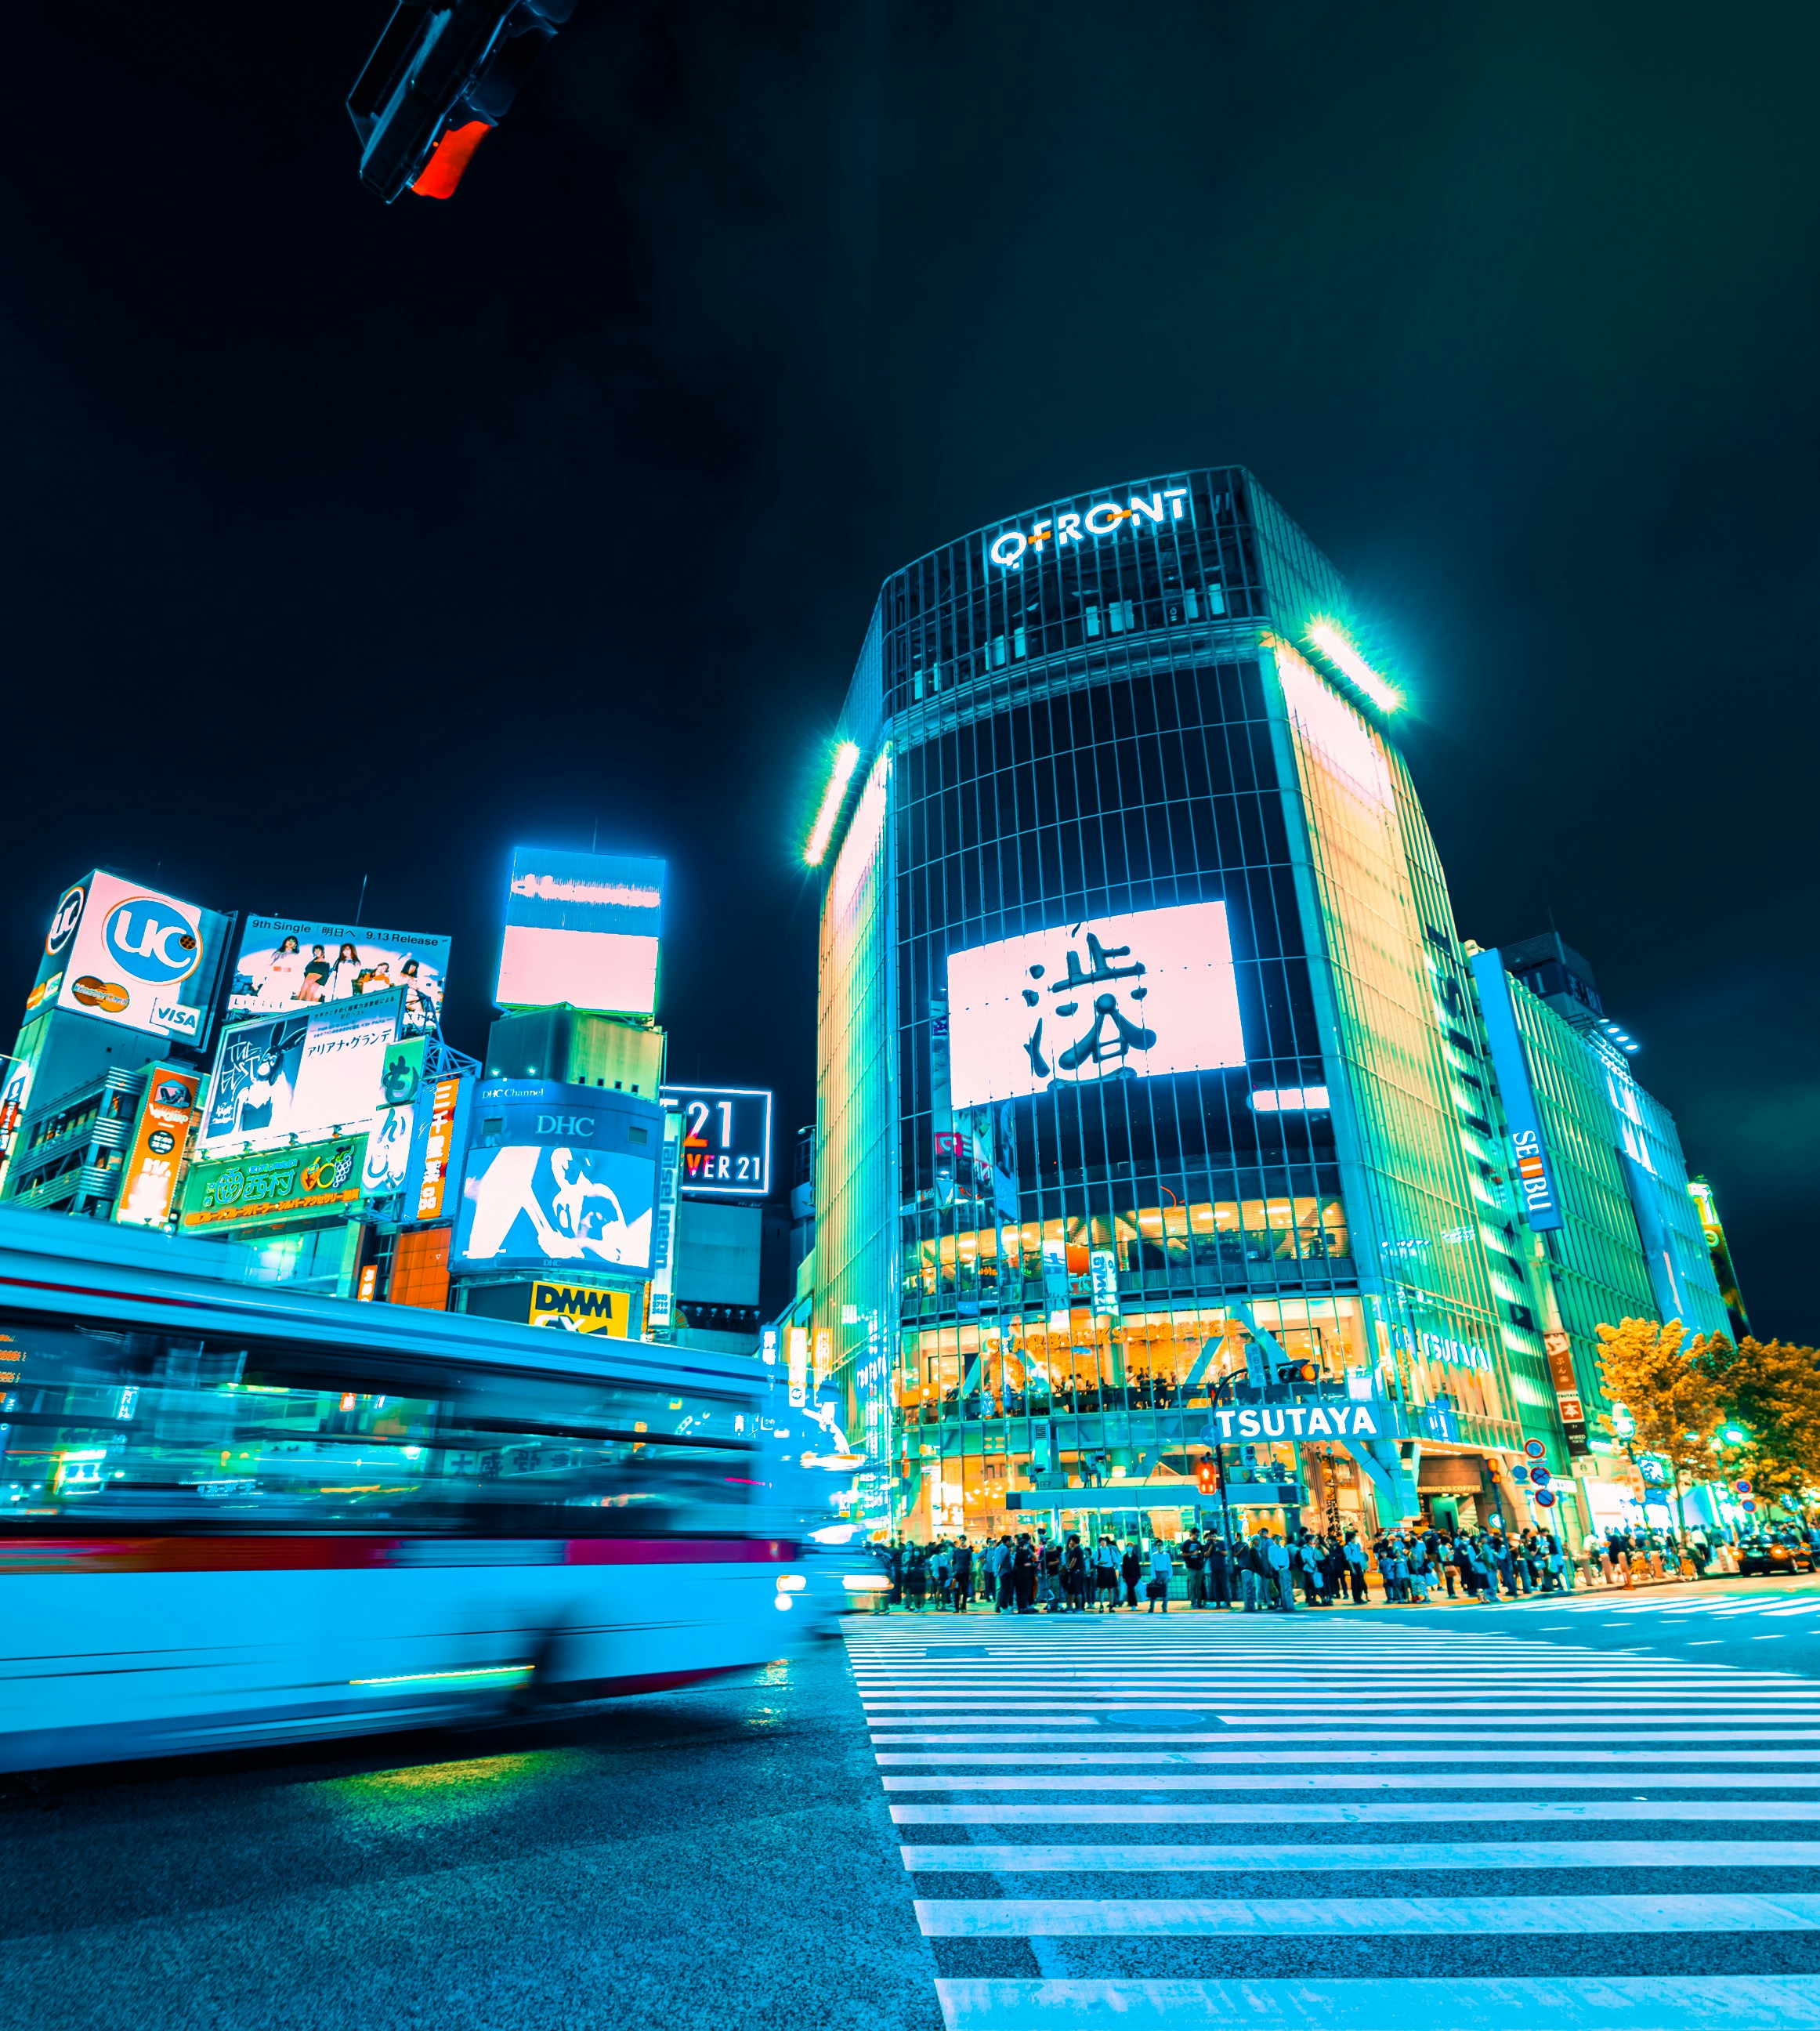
xmin=1595 ymin=1318 xmax=1722 ymax=1533
xmin=1696 ymin=1336 xmax=1820 ymax=1522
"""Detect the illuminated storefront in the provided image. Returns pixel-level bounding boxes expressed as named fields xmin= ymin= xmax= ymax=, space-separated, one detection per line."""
xmin=809 ymin=468 xmax=1706 ymax=1547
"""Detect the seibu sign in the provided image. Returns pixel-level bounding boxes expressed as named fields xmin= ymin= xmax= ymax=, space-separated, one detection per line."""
xmin=987 ymin=487 xmax=1192 ymax=570
xmin=1212 ymin=1403 xmax=1383 ymax=1441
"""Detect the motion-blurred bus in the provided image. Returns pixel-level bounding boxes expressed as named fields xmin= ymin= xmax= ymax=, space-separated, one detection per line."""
xmin=0 ymin=1207 xmax=825 ymax=1771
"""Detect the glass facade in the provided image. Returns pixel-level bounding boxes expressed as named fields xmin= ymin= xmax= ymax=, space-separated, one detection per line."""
xmin=811 ymin=468 xmax=1718 ymax=1548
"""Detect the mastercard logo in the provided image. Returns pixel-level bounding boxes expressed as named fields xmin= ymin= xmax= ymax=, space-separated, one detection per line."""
xmin=71 ymin=976 xmax=131 ymax=1015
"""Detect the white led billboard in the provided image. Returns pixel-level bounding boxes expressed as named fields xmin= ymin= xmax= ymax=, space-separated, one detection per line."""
xmin=198 ymin=990 xmax=403 ymax=1157
xmin=946 ymin=900 xmax=1245 ymax=1108
xmin=496 ymin=848 xmax=664 ymax=1015
xmin=230 ymin=916 xmax=450 ymax=1035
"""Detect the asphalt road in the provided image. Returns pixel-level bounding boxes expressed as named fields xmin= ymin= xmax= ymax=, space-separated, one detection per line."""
xmin=7 ymin=1577 xmax=1820 ymax=2031
xmin=0 ymin=1636 xmax=941 ymax=2031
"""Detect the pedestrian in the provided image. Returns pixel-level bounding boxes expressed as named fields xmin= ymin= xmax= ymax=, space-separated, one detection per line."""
xmin=906 ymin=1547 xmax=928 ymax=1611
xmin=1297 ymin=1534 xmax=1322 ymax=1607
xmin=1183 ymin=1530 xmax=1208 ymax=1609
xmin=1207 ymin=1531 xmax=1232 ymax=1610
xmin=1095 ymin=1536 xmax=1120 ymax=1612
xmin=951 ymin=1538 xmax=973 ymax=1612
xmin=1407 ymin=1543 xmax=1431 ymax=1602
xmin=1120 ymin=1540 xmax=1142 ymax=1610
xmin=1237 ymin=1533 xmax=1263 ymax=1613
xmin=1265 ymin=1531 xmax=1294 ymax=1612
xmin=1344 ymin=1530 xmax=1368 ymax=1604
xmin=1148 ymin=1538 xmax=1174 ymax=1613
xmin=1040 ymin=1535 xmax=1063 ymax=1611
xmin=1063 ymin=1537 xmax=1087 ymax=1612
xmin=1015 ymin=1535 xmax=1037 ymax=1613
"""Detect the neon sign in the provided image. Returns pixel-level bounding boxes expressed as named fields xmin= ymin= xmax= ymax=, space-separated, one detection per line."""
xmin=987 ymin=488 xmax=1192 ymax=570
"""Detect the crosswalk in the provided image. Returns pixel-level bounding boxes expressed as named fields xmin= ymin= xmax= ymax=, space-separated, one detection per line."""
xmin=844 ymin=1613 xmax=1820 ymax=2029
xmin=1532 ymin=1588 xmax=1820 ymax=1624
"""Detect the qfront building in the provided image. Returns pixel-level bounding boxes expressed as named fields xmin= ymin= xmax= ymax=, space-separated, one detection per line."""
xmin=808 ymin=466 xmax=1730 ymax=1548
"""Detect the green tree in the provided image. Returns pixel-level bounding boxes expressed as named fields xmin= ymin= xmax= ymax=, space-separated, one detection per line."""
xmin=1595 ymin=1318 xmax=1722 ymax=1534
xmin=1696 ymin=1336 xmax=1820 ymax=1522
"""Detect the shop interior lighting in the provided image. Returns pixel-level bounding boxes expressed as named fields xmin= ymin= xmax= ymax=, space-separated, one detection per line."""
xmin=1305 ymin=621 xmax=1403 ymax=712
xmin=804 ymin=741 xmax=861 ymax=867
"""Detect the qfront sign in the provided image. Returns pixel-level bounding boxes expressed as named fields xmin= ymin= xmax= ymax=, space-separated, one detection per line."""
xmin=987 ymin=487 xmax=1193 ymax=570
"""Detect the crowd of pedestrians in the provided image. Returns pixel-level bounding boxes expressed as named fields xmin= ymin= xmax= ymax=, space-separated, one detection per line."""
xmin=867 ymin=1517 xmax=1750 ymax=1611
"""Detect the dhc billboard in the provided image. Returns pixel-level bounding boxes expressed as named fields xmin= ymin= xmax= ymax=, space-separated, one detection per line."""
xmin=452 ymin=1079 xmax=663 ymax=1274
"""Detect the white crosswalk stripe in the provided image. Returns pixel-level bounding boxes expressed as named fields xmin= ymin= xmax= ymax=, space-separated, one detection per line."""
xmin=844 ymin=1613 xmax=1820 ymax=2030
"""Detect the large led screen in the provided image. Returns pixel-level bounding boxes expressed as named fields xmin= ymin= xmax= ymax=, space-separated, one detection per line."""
xmin=451 ymin=1079 xmax=660 ymax=1272
xmin=454 ymin=1144 xmax=656 ymax=1272
xmin=945 ymin=900 xmax=1246 ymax=1108
xmin=230 ymin=916 xmax=450 ymax=1035
xmin=495 ymin=848 xmax=664 ymax=1015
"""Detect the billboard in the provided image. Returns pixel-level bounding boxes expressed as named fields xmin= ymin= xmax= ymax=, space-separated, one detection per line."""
xmin=496 ymin=848 xmax=664 ymax=1015
xmin=529 ymin=1280 xmax=631 ymax=1336
xmin=113 ymin=1067 xmax=201 ymax=1230
xmin=199 ymin=993 xmax=403 ymax=1157
xmin=25 ymin=871 xmax=231 ymax=1044
xmin=945 ymin=900 xmax=1246 ymax=1107
xmin=199 ymin=1014 xmax=309 ymax=1149
xmin=360 ymin=1036 xmax=427 ymax=1209
xmin=228 ymin=916 xmax=450 ymax=1035
xmin=646 ymin=1103 xmax=683 ymax=1333
xmin=403 ymin=1073 xmax=472 ymax=1222
xmin=451 ymin=1080 xmax=658 ymax=1273
xmin=662 ymin=1085 xmax=772 ymax=1198
xmin=179 ymin=1133 xmax=366 ymax=1234
xmin=1468 ymin=950 xmax=1566 ymax=1233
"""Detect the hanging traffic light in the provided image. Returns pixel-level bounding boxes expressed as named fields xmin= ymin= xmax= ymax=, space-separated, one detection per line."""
xmin=1196 ymin=1456 xmax=1220 ymax=1496
xmin=347 ymin=0 xmax=577 ymax=203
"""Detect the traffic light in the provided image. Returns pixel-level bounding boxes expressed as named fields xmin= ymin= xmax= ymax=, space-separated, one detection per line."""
xmin=1196 ymin=1457 xmax=1219 ymax=1496
xmin=347 ymin=0 xmax=577 ymax=203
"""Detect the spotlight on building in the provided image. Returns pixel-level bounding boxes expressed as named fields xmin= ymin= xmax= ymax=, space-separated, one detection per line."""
xmin=804 ymin=742 xmax=861 ymax=867
xmin=1305 ymin=620 xmax=1403 ymax=713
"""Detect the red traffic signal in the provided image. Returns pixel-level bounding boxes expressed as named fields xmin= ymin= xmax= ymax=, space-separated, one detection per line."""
xmin=1196 ymin=1457 xmax=1219 ymax=1496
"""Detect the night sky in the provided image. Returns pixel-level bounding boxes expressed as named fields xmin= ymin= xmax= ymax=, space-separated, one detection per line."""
xmin=5 ymin=5 xmax=1816 ymax=1333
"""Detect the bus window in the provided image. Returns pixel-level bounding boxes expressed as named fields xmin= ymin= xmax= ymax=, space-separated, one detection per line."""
xmin=0 ymin=1312 xmax=756 ymax=1537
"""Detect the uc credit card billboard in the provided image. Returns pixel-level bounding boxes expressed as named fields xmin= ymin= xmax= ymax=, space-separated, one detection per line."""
xmin=453 ymin=1080 xmax=660 ymax=1273
xmin=26 ymin=871 xmax=231 ymax=1044
xmin=495 ymin=848 xmax=664 ymax=1017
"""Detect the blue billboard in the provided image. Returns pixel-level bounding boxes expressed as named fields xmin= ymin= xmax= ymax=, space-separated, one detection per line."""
xmin=451 ymin=1080 xmax=660 ymax=1273
xmin=1469 ymin=951 xmax=1565 ymax=1233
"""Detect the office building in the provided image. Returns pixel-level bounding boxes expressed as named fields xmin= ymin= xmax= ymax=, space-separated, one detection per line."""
xmin=808 ymin=465 xmax=1729 ymax=1546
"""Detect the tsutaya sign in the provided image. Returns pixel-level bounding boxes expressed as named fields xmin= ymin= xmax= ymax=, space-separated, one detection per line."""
xmin=987 ymin=488 xmax=1192 ymax=571
xmin=1212 ymin=1403 xmax=1382 ymax=1441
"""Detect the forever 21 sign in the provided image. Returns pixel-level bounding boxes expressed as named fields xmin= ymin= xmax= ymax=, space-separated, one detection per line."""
xmin=661 ymin=1084 xmax=773 ymax=1199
